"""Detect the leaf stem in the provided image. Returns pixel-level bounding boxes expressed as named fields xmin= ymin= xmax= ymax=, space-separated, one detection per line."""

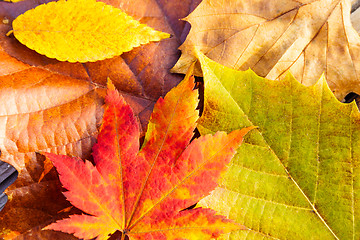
xmin=120 ymin=231 xmax=126 ymax=240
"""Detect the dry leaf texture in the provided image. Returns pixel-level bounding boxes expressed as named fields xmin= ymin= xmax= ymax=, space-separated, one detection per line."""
xmin=173 ymin=0 xmax=360 ymax=100
xmin=0 ymin=0 xmax=201 ymax=237
xmin=43 ymin=75 xmax=253 ymax=239
xmin=0 ymin=44 xmax=105 ymax=239
xmin=12 ymin=0 xmax=170 ymax=62
xmin=0 ymin=0 xmax=201 ymax=133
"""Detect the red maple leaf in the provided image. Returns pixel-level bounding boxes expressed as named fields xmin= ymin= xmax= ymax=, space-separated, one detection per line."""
xmin=43 ymin=73 xmax=253 ymax=239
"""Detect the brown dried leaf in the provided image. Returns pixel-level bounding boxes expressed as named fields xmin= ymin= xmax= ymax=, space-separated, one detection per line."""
xmin=173 ymin=0 xmax=360 ymax=100
xmin=0 ymin=45 xmax=105 ymax=238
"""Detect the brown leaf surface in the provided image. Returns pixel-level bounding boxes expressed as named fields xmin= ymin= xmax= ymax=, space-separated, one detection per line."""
xmin=0 ymin=0 xmax=201 ymax=131
xmin=0 ymin=44 xmax=105 ymax=239
xmin=173 ymin=0 xmax=360 ymax=100
xmin=0 ymin=0 xmax=201 ymax=238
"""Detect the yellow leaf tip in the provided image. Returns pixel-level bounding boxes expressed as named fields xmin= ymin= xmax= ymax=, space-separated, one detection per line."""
xmin=6 ymin=30 xmax=13 ymax=36
xmin=106 ymin=78 xmax=116 ymax=91
xmin=161 ymin=32 xmax=171 ymax=38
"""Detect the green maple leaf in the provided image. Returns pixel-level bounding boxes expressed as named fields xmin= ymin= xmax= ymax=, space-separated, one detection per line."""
xmin=195 ymin=50 xmax=360 ymax=239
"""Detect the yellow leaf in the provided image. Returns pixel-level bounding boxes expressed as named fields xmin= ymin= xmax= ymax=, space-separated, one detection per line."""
xmin=12 ymin=0 xmax=170 ymax=62
xmin=2 ymin=0 xmax=24 ymax=2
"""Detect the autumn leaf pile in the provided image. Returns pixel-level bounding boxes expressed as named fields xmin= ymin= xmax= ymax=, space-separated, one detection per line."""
xmin=1 ymin=0 xmax=360 ymax=239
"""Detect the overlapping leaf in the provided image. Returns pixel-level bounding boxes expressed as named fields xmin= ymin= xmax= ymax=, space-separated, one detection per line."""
xmin=173 ymin=0 xmax=360 ymax=100
xmin=11 ymin=0 xmax=170 ymax=62
xmin=195 ymin=50 xmax=360 ymax=239
xmin=0 ymin=44 xmax=105 ymax=239
xmin=43 ymin=74 xmax=253 ymax=239
xmin=0 ymin=0 xmax=201 ymax=238
xmin=0 ymin=0 xmax=201 ymax=131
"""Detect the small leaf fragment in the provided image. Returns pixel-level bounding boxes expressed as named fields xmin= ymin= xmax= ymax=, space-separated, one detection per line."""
xmin=12 ymin=0 xmax=170 ymax=62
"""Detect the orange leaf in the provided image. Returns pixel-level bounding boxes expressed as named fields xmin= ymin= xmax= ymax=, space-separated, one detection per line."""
xmin=43 ymin=74 xmax=254 ymax=239
xmin=0 ymin=43 xmax=105 ymax=239
xmin=0 ymin=0 xmax=200 ymax=238
xmin=0 ymin=0 xmax=201 ymax=134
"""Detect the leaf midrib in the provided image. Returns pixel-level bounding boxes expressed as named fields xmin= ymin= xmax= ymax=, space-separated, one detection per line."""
xmin=128 ymin=132 xmax=244 ymax=232
xmin=126 ymin=93 xmax=184 ymax=228
xmin=114 ymin=105 xmax=127 ymax=229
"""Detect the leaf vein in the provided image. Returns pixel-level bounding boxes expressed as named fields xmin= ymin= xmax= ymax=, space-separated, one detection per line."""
xmin=223 ymin=188 xmax=312 ymax=211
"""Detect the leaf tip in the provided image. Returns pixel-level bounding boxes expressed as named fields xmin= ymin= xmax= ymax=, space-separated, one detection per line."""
xmin=160 ymin=32 xmax=171 ymax=39
xmin=228 ymin=125 xmax=257 ymax=144
xmin=105 ymin=77 xmax=124 ymax=105
xmin=237 ymin=125 xmax=257 ymax=136
xmin=6 ymin=30 xmax=13 ymax=36
xmin=106 ymin=77 xmax=116 ymax=91
xmin=38 ymin=156 xmax=54 ymax=183
xmin=183 ymin=61 xmax=196 ymax=86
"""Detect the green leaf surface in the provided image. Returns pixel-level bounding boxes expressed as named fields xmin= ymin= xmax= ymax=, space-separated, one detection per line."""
xmin=196 ymin=50 xmax=360 ymax=239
